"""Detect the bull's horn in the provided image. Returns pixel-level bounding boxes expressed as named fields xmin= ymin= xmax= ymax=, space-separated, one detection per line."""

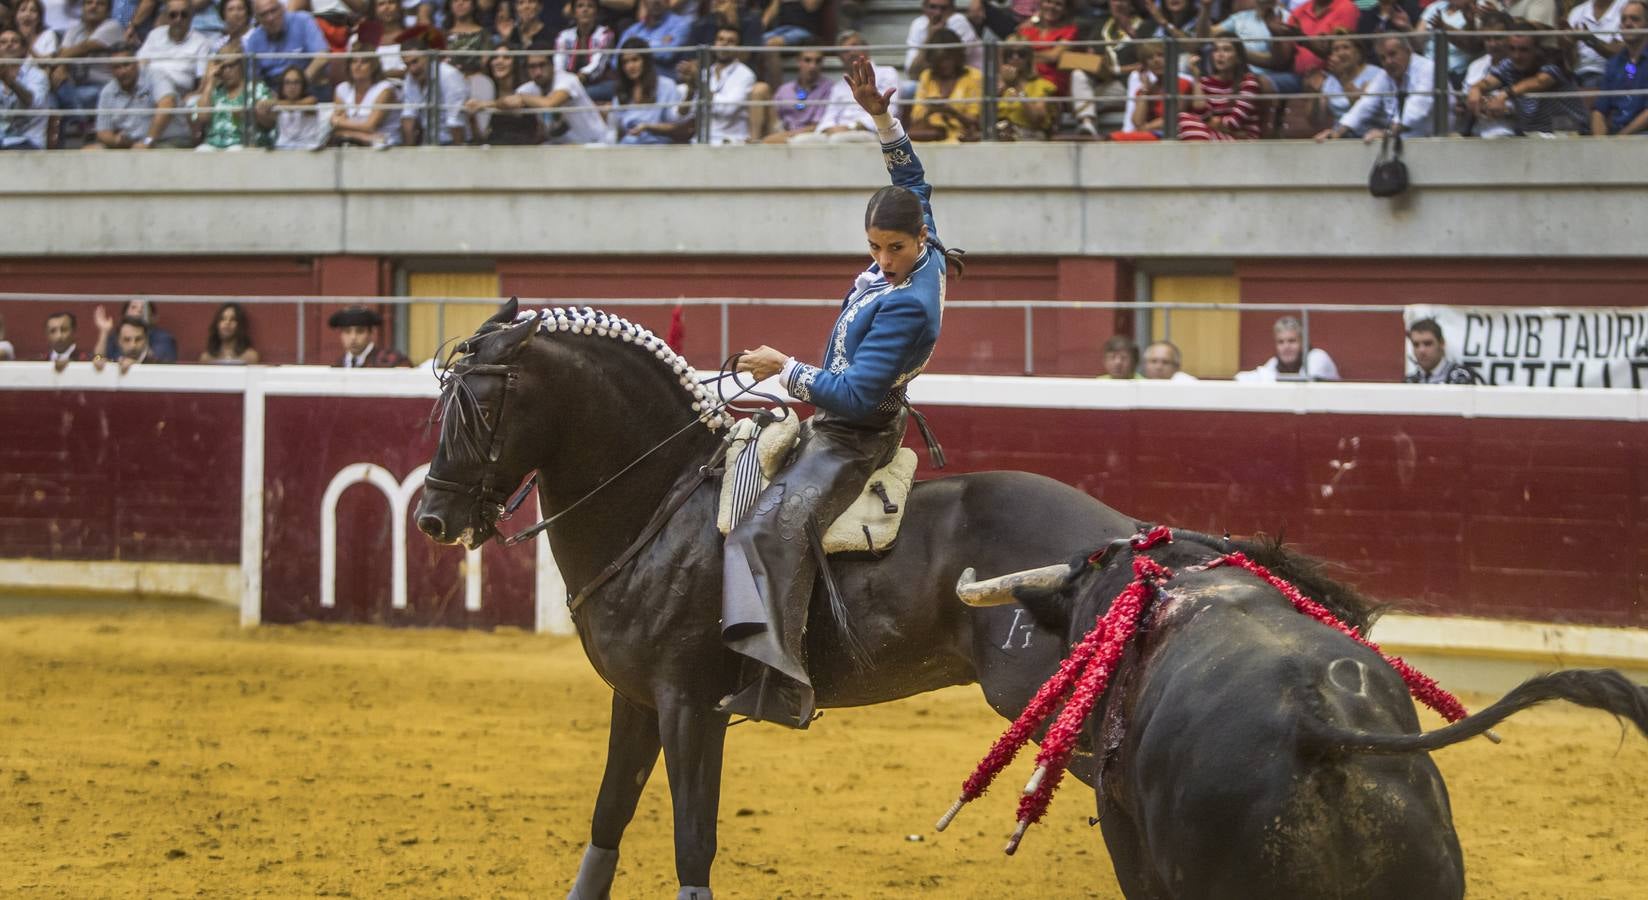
xmin=955 ymin=563 xmax=1076 ymax=607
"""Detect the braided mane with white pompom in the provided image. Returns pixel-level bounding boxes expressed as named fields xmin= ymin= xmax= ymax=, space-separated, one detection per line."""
xmin=528 ymin=306 xmax=730 ymax=432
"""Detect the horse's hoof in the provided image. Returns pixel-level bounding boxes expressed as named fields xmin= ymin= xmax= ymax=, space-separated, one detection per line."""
xmin=676 ymin=888 xmax=713 ymax=900
xmin=567 ymin=844 xmax=619 ymax=900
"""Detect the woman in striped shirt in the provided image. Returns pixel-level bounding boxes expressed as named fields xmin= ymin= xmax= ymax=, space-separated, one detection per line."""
xmin=1178 ymin=37 xmax=1262 ymax=140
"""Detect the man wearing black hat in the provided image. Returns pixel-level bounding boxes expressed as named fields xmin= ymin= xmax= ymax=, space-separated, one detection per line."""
xmin=329 ymin=306 xmax=410 ymax=368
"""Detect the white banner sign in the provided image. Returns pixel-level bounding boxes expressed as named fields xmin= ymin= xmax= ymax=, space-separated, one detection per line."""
xmin=1404 ymin=305 xmax=1648 ymax=388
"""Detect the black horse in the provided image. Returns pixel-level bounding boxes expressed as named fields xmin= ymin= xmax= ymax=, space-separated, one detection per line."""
xmin=413 ymin=300 xmax=1136 ymax=898
xmin=955 ymin=532 xmax=1648 ymax=899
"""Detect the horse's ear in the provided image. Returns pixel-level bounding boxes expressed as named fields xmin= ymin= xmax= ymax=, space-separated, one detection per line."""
xmin=498 ymin=310 xmax=540 ymax=356
xmin=486 ymin=297 xmax=519 ymax=326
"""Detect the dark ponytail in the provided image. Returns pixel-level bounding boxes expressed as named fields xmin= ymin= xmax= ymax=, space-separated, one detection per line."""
xmin=864 ymin=186 xmax=967 ymax=278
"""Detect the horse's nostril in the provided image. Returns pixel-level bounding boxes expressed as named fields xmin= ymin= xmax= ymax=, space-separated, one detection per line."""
xmin=417 ymin=514 xmax=446 ymax=540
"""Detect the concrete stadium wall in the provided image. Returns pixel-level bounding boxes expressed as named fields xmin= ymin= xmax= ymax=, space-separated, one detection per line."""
xmin=3 ymin=140 xmax=1643 ymax=259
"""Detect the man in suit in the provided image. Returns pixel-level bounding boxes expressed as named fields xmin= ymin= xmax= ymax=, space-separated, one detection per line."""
xmin=330 ymin=306 xmax=410 ymax=368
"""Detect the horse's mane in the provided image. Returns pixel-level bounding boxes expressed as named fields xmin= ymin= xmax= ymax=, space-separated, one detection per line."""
xmin=433 ymin=307 xmax=729 ymax=454
xmin=1173 ymin=530 xmax=1382 ymax=634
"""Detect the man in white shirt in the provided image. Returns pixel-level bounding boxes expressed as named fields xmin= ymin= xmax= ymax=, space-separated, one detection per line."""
xmin=792 ymin=30 xmax=898 ymax=143
xmin=1314 ymin=35 xmax=1434 ymax=141
xmin=1568 ymin=0 xmax=1627 ymax=87
xmin=0 ymin=29 xmax=50 ymax=150
xmin=904 ymin=0 xmax=981 ymax=77
xmin=1235 ymin=316 xmax=1341 ymax=382
xmin=492 ymin=51 xmax=610 ymax=145
xmin=136 ymin=0 xmax=213 ymax=100
xmin=686 ymin=24 xmax=759 ymax=144
xmin=1143 ymin=341 xmax=1198 ymax=381
xmin=399 ymin=34 xmax=470 ymax=145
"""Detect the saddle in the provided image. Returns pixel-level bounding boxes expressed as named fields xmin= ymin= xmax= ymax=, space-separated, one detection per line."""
xmin=716 ymin=414 xmax=917 ymax=555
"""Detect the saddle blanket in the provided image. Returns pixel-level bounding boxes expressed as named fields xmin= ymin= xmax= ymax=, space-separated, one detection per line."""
xmin=716 ymin=414 xmax=917 ymax=555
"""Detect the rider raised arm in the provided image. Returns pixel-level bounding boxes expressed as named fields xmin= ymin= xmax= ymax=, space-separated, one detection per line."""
xmin=719 ymin=55 xmax=964 ymax=729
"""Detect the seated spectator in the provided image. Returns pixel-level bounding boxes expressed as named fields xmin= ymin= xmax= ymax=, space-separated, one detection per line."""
xmin=1465 ymin=33 xmax=1583 ymax=135
xmin=303 ymin=0 xmax=362 ymax=54
xmin=1273 ymin=0 xmax=1358 ymax=91
xmin=1314 ymin=35 xmax=1434 ymax=141
xmin=243 ymin=0 xmax=331 ymax=93
xmin=675 ymin=25 xmax=765 ymax=143
xmin=1143 ymin=0 xmax=1206 ymax=46
xmin=994 ymin=37 xmax=1054 ymax=140
xmin=1313 ymin=35 xmax=1381 ymax=136
xmin=1119 ymin=39 xmax=1192 ymax=138
xmin=56 ymin=0 xmax=126 ymax=121
xmin=1143 ymin=340 xmax=1197 ymax=381
xmin=357 ymin=0 xmax=414 ymax=64
xmin=399 ymin=29 xmax=470 ymax=144
xmin=330 ymin=305 xmax=410 ymax=367
xmin=618 ymin=0 xmax=691 ymax=73
xmin=757 ymin=45 xmax=835 ymax=142
xmin=94 ymin=316 xmax=166 ymax=373
xmin=1236 ymin=315 xmax=1339 ymax=381
xmin=193 ymin=40 xmax=277 ymax=148
xmin=556 ymin=0 xmax=616 ymax=102
xmin=486 ymin=49 xmax=608 ymax=143
xmin=1499 ymin=0 xmax=1558 ymax=27
xmin=1569 ymin=0 xmax=1629 ymax=90
xmin=610 ymin=36 xmax=683 ymax=142
xmin=0 ymin=28 xmax=50 ymax=149
xmin=200 ymin=301 xmax=260 ymax=363
xmin=97 ymin=299 xmax=178 ymax=361
xmin=757 ymin=0 xmax=825 ymax=86
xmin=967 ymin=0 xmax=1022 ymax=39
xmin=330 ymin=48 xmax=399 ymax=145
xmin=40 ymin=310 xmax=90 ymax=370
xmin=445 ymin=0 xmax=494 ymax=89
xmin=689 ymin=0 xmax=763 ymax=53
xmin=272 ymin=65 xmax=331 ymax=148
xmin=910 ymin=28 xmax=982 ymax=142
xmin=466 ymin=49 xmax=542 ymax=142
xmin=1083 ymin=0 xmax=1155 ymax=136
xmin=87 ymin=47 xmax=193 ymax=147
xmin=1405 ymin=317 xmax=1479 ymax=384
xmin=1461 ymin=13 xmax=1515 ymax=136
xmin=14 ymin=0 xmax=59 ymax=59
xmin=1177 ymin=39 xmax=1262 ymax=141
xmin=1417 ymin=0 xmax=1476 ymax=90
xmin=1207 ymin=0 xmax=1298 ymax=115
xmin=207 ymin=0 xmax=253 ymax=54
xmin=0 ymin=314 xmax=13 ymax=360
xmin=1013 ymin=0 xmax=1077 ymax=117
xmin=1356 ymin=0 xmax=1418 ymax=36
xmin=1590 ymin=0 xmax=1648 ymax=136
xmin=905 ymin=0 xmax=981 ymax=89
xmin=1098 ymin=334 xmax=1141 ymax=379
xmin=136 ymin=0 xmax=213 ymax=100
xmin=790 ymin=29 xmax=896 ymax=142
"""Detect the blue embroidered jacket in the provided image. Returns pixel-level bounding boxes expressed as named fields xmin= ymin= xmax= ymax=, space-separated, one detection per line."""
xmin=781 ymin=126 xmax=945 ymax=422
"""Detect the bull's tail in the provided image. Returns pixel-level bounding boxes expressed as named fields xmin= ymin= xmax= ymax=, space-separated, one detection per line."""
xmin=1302 ymin=668 xmax=1648 ymax=755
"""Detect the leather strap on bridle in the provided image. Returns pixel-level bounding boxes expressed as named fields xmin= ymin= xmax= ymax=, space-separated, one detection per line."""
xmin=567 ymin=441 xmax=726 ymax=617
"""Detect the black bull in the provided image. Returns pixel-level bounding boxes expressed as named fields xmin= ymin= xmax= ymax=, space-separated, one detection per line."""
xmin=412 ymin=302 xmax=1142 ymax=898
xmin=958 ymin=533 xmax=1648 ymax=899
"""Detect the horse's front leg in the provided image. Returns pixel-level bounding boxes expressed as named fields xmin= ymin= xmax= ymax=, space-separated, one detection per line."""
xmin=658 ymin=692 xmax=730 ymax=900
xmin=568 ymin=691 xmax=663 ymax=900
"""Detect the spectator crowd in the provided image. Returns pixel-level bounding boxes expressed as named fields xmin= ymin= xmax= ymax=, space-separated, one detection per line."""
xmin=1 ymin=0 xmax=1643 ymax=148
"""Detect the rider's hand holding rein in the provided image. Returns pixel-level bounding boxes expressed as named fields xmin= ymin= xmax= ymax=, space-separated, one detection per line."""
xmin=737 ymin=59 xmax=907 ymax=385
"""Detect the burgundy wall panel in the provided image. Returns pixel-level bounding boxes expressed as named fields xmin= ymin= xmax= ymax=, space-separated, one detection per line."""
xmin=258 ymin=395 xmax=537 ymax=629
xmin=912 ymin=407 xmax=1646 ymax=626
xmin=0 ymin=390 xmax=240 ymax=563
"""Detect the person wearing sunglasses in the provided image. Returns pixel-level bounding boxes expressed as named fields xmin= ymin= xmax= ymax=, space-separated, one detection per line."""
xmin=759 ymin=46 xmax=836 ymax=142
xmin=1591 ymin=0 xmax=1648 ymax=135
xmin=136 ymin=0 xmax=212 ymax=99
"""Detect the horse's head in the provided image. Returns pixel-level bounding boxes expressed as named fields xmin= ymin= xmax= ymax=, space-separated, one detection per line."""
xmin=416 ymin=298 xmax=543 ymax=549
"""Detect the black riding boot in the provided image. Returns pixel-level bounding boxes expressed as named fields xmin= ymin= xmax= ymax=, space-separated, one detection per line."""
xmin=719 ymin=410 xmax=906 ymax=728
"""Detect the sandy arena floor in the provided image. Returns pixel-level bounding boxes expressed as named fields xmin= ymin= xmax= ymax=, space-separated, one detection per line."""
xmin=2 ymin=595 xmax=1645 ymax=899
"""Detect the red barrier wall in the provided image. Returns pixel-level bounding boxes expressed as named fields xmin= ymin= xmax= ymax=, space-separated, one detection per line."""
xmin=0 ymin=389 xmax=241 ymax=563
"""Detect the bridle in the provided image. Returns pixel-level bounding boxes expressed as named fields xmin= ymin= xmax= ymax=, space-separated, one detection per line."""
xmin=423 ymin=336 xmax=788 ymax=550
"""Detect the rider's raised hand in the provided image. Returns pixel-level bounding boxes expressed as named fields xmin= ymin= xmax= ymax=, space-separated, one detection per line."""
xmin=845 ymin=55 xmax=895 ymax=117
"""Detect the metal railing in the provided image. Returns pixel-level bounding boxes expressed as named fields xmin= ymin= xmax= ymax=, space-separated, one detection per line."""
xmin=4 ymin=27 xmax=1642 ymax=147
xmin=0 ymin=290 xmax=1394 ymax=375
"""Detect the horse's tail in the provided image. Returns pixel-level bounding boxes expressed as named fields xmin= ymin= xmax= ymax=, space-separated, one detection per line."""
xmin=1300 ymin=668 xmax=1648 ymax=755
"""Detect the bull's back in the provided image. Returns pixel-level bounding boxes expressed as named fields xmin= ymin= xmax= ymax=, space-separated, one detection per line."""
xmin=1112 ymin=595 xmax=1464 ymax=899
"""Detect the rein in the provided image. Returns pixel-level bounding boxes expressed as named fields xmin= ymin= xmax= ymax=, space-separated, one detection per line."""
xmin=935 ymin=526 xmax=1477 ymax=856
